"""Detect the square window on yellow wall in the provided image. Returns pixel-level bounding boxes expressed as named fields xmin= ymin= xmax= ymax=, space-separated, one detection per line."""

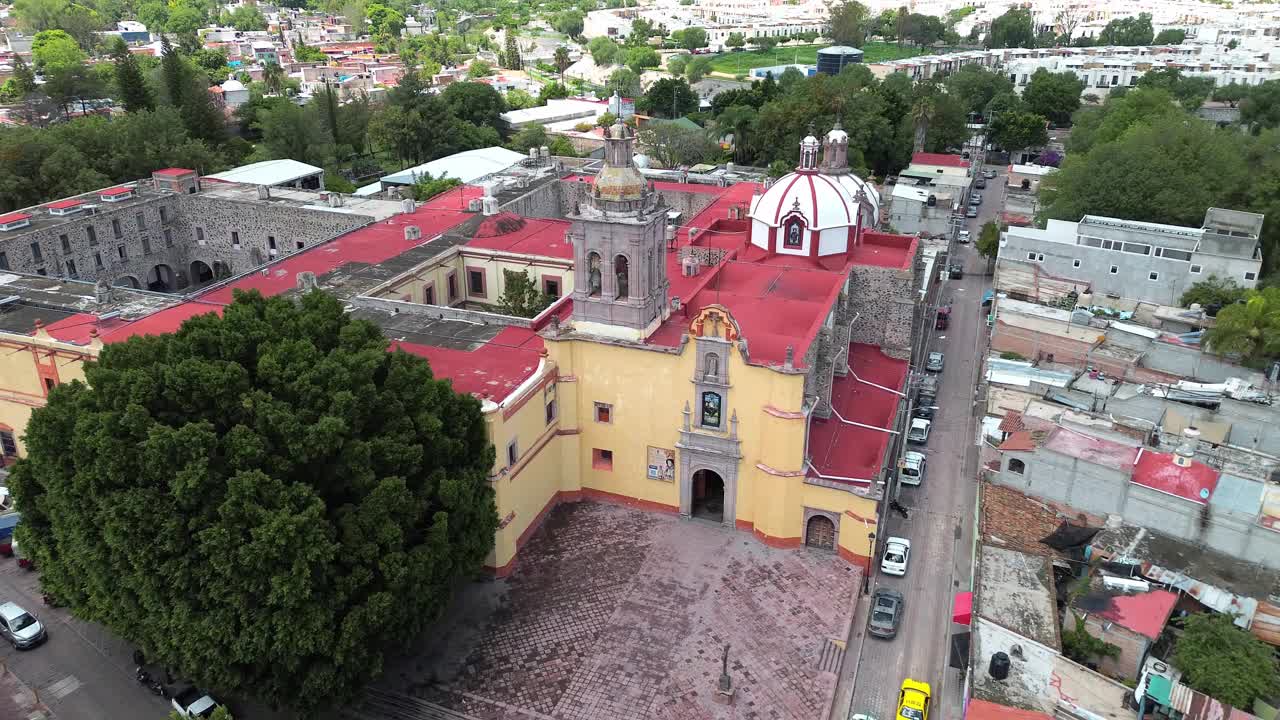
xmin=594 ymin=402 xmax=612 ymax=423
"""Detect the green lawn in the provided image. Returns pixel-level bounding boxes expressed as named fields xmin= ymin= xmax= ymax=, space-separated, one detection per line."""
xmin=705 ymin=42 xmax=930 ymax=75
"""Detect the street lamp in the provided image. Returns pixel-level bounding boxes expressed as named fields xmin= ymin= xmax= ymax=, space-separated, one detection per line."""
xmin=863 ymin=531 xmax=876 ymax=595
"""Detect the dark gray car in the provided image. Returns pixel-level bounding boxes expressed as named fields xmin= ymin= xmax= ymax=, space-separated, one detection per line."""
xmin=868 ymin=588 xmax=904 ymax=639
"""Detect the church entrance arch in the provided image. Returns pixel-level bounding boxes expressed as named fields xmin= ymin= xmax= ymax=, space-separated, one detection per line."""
xmin=691 ymin=469 xmax=725 ymax=522
xmin=805 ymin=515 xmax=836 ymax=551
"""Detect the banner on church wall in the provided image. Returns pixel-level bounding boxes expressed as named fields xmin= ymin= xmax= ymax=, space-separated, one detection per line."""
xmin=647 ymin=446 xmax=675 ymax=483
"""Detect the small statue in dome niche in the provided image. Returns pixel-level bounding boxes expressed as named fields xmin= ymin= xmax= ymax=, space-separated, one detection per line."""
xmin=588 ymin=255 xmax=602 ymax=296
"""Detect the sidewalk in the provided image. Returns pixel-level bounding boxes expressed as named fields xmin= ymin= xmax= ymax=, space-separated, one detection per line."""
xmin=828 ymin=591 xmax=871 ymax=720
xmin=0 ymin=664 xmax=53 ymax=720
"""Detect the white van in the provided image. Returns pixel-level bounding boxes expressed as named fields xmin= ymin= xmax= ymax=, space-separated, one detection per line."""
xmin=900 ymin=451 xmax=926 ymax=486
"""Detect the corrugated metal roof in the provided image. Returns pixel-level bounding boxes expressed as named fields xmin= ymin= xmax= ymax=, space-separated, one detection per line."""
xmin=1142 ymin=563 xmax=1257 ymax=628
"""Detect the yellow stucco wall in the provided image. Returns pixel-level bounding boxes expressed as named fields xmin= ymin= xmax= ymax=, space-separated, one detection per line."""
xmin=376 ymin=250 xmax=575 ymax=307
xmin=0 ymin=330 xmax=94 ymax=458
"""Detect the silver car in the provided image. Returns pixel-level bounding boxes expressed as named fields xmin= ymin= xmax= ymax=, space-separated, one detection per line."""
xmin=926 ymin=351 xmax=945 ymax=372
xmin=0 ymin=601 xmax=47 ymax=649
xmin=868 ymin=588 xmax=905 ymax=639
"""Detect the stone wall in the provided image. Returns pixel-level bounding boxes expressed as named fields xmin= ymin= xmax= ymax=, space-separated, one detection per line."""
xmin=172 ymin=194 xmax=371 ymax=288
xmin=498 ymin=179 xmax=562 ymax=219
xmin=0 ymin=195 xmax=184 ymax=290
xmin=0 ymin=191 xmax=372 ymax=293
xmin=847 ymin=264 xmax=916 ymax=360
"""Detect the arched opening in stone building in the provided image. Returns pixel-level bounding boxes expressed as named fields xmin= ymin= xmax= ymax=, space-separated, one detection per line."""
xmin=189 ymin=260 xmax=214 ymax=287
xmin=147 ymin=264 xmax=175 ymax=292
xmin=113 ymin=275 xmax=141 ymax=289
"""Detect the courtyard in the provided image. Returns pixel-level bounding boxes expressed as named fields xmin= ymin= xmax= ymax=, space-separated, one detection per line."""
xmin=394 ymin=502 xmax=860 ymax=720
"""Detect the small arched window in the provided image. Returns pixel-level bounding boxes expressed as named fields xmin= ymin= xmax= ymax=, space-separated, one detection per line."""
xmin=704 ymin=353 xmax=720 ymax=380
xmin=1008 ymin=458 xmax=1026 ymax=475
xmin=614 ymin=255 xmax=630 ymax=299
xmin=586 ymin=252 xmax=602 ymax=297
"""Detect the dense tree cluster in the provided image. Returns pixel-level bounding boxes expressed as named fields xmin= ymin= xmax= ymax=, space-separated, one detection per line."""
xmin=1041 ymin=87 xmax=1280 ymax=281
xmin=9 ymin=290 xmax=498 ymax=715
xmin=1174 ymin=613 xmax=1280 ymax=708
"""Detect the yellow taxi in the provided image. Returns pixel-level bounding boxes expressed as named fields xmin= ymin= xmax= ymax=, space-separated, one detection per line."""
xmin=896 ymin=678 xmax=932 ymax=720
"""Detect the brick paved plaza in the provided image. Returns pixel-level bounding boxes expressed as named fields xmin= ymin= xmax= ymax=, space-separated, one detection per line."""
xmin=405 ymin=502 xmax=860 ymax=720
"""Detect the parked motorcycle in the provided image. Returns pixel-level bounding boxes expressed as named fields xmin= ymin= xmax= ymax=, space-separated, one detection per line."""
xmin=135 ymin=667 xmax=169 ymax=698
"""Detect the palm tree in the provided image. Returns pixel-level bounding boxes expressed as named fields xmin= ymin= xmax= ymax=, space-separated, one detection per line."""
xmin=263 ymin=61 xmax=285 ymax=95
xmin=1204 ymin=288 xmax=1280 ymax=364
xmin=911 ymin=94 xmax=934 ymax=153
xmin=554 ymin=46 xmax=571 ymax=75
xmin=717 ymin=105 xmax=757 ymax=164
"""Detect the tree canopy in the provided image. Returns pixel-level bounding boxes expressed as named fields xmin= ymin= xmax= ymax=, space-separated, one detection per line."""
xmin=1021 ymin=69 xmax=1085 ymax=126
xmin=1041 ymin=89 xmax=1280 ymax=278
xmin=828 ymin=0 xmax=870 ymax=47
xmin=9 ymin=290 xmax=498 ymax=715
xmin=1174 ymin=612 xmax=1280 ymax=708
xmin=1203 ymin=288 xmax=1280 ymax=365
xmin=1097 ymin=13 xmax=1154 ymax=46
xmin=986 ymin=8 xmax=1035 ymax=49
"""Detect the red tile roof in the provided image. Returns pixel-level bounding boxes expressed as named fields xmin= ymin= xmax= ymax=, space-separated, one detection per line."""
xmin=465 ymin=214 xmax=573 ymax=259
xmin=1131 ymin=450 xmax=1219 ymax=504
xmin=998 ymin=431 xmax=1038 ymax=452
xmin=153 ymin=168 xmax=195 ymax=177
xmin=966 ymin=699 xmax=1052 ymax=720
xmin=0 ymin=211 xmax=32 ymax=224
xmin=99 ymin=186 xmax=134 ymax=196
xmin=1093 ymin=588 xmax=1178 ymax=640
xmin=807 ymin=344 xmax=909 ymax=484
xmin=46 ymin=199 xmax=83 ymax=210
xmin=912 ymin=152 xmax=970 ymax=169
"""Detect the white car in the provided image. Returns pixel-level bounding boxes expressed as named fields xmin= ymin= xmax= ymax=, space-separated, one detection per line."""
xmin=907 ymin=418 xmax=931 ymax=444
xmin=899 ymin=451 xmax=926 ymax=487
xmin=957 ymin=230 xmax=970 ymax=244
xmin=881 ymin=536 xmax=911 ymax=576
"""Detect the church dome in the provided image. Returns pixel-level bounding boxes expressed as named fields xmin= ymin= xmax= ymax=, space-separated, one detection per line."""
xmin=746 ymin=127 xmax=875 ymax=258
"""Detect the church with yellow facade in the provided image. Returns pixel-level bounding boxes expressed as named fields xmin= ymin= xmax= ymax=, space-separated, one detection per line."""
xmin=0 ymin=123 xmax=922 ymax=575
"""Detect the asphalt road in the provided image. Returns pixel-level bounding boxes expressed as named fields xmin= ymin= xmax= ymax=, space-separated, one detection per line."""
xmin=0 ymin=555 xmax=173 ymax=720
xmin=839 ymin=164 xmax=1001 ymax=720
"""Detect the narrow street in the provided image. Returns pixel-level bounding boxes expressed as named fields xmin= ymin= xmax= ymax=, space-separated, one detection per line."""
xmin=837 ymin=163 xmax=1003 ymax=720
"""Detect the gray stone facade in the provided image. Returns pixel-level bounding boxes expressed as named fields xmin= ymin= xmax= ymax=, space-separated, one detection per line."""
xmin=0 ymin=187 xmax=373 ymax=294
xmin=846 ymin=264 xmax=917 ymax=361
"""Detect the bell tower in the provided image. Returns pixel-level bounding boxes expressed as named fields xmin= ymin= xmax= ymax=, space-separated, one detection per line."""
xmin=568 ymin=122 xmax=670 ymax=341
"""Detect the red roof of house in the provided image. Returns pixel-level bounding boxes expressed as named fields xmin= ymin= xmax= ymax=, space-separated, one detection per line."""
xmin=998 ymin=431 xmax=1038 ymax=452
xmin=966 ymin=699 xmax=1053 ymax=720
xmin=1043 ymin=428 xmax=1140 ymax=470
xmin=464 ymin=214 xmax=574 ymax=259
xmin=807 ymin=344 xmax=909 ymax=484
xmin=1093 ymin=588 xmax=1178 ymax=640
xmin=46 ymin=199 xmax=83 ymax=210
xmin=912 ymin=152 xmax=969 ymax=169
xmin=153 ymin=168 xmax=195 ymax=177
xmin=99 ymin=186 xmax=134 ymax=196
xmin=1131 ymin=450 xmax=1219 ymax=504
xmin=0 ymin=211 xmax=32 ymax=224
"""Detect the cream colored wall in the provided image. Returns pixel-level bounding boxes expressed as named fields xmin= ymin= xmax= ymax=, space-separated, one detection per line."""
xmin=374 ymin=251 xmax=574 ymax=307
xmin=0 ymin=331 xmax=94 ymax=457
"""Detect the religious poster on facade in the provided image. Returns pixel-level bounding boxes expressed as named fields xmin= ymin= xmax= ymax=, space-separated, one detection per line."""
xmin=701 ymin=390 xmax=723 ymax=428
xmin=647 ymin=446 xmax=675 ymax=482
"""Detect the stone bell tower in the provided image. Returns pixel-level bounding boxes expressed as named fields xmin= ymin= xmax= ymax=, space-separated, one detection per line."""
xmin=568 ymin=122 xmax=670 ymax=341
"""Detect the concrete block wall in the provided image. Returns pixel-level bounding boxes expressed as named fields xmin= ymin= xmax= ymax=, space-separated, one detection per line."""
xmin=995 ymin=451 xmax=1280 ymax=570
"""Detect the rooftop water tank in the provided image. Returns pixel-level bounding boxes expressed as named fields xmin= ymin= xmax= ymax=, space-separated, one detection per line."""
xmin=817 ymin=46 xmax=864 ymax=75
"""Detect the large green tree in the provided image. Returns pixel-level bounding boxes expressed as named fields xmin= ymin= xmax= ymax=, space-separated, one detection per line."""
xmin=639 ymin=120 xmax=720 ymax=168
xmin=1021 ymin=68 xmax=1084 ymax=126
xmin=986 ymin=8 xmax=1034 ymax=49
xmin=9 ymin=290 xmax=498 ymax=715
xmin=988 ymin=110 xmax=1047 ymax=158
xmin=1097 ymin=13 xmax=1154 ymax=46
xmin=1203 ymin=288 xmax=1280 ymax=364
xmin=640 ymin=77 xmax=698 ymax=118
xmin=110 ymin=37 xmax=154 ymax=113
xmin=828 ymin=0 xmax=869 ymax=47
xmin=1137 ymin=68 xmax=1215 ymax=111
xmin=1174 ymin=612 xmax=1280 ymax=708
xmin=945 ymin=64 xmax=1014 ymax=118
xmin=1241 ymin=80 xmax=1280 ymax=133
